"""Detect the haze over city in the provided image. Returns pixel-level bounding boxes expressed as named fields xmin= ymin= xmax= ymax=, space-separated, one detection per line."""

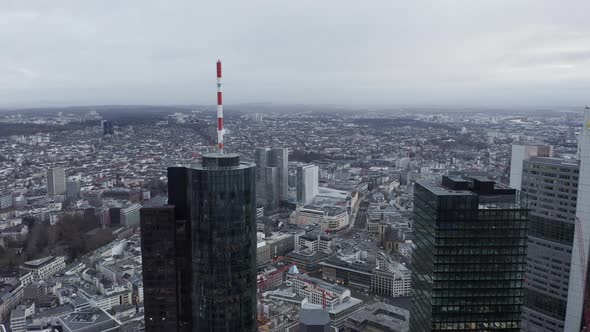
xmin=2 ymin=0 xmax=590 ymax=108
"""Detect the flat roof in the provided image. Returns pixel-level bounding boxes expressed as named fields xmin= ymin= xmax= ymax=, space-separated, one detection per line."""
xmin=23 ymin=256 xmax=57 ymax=268
xmin=58 ymin=309 xmax=119 ymax=332
xmin=415 ymin=180 xmax=475 ymax=197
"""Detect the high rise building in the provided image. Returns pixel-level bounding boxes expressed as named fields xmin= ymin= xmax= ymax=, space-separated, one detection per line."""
xmin=46 ymin=168 xmax=66 ymax=196
xmin=520 ymin=157 xmax=579 ymax=331
xmin=255 ymin=147 xmax=288 ymax=209
xmin=565 ymin=108 xmax=590 ymax=331
xmin=139 ymin=198 xmax=179 ymax=331
xmin=141 ymin=153 xmax=257 ymax=332
xmin=297 ymin=164 xmax=319 ymax=205
xmin=268 ymin=147 xmax=288 ymax=201
xmin=102 ymin=120 xmax=114 ymax=135
xmin=509 ymin=144 xmax=553 ymax=190
xmin=410 ymin=175 xmax=529 ymax=332
xmin=65 ymin=181 xmax=81 ymax=201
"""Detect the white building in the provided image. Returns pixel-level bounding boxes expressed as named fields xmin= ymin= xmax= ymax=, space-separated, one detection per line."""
xmin=46 ymin=168 xmax=66 ymax=196
xmin=509 ymin=144 xmax=552 ymax=190
xmin=21 ymin=256 xmax=66 ymax=280
xmin=371 ymin=253 xmax=411 ymax=297
xmin=290 ymin=206 xmax=349 ymax=232
xmin=565 ymin=108 xmax=590 ymax=331
xmin=9 ymin=308 xmax=25 ymax=332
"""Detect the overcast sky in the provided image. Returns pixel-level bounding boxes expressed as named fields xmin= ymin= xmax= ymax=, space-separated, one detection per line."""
xmin=1 ymin=0 xmax=589 ymax=108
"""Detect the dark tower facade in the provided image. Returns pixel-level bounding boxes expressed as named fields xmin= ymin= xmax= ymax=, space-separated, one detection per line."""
xmin=410 ymin=176 xmax=529 ymax=332
xmin=141 ymin=153 xmax=257 ymax=332
xmin=102 ymin=120 xmax=114 ymax=135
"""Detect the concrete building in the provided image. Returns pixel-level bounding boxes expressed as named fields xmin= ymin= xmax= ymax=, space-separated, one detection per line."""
xmin=344 ymin=302 xmax=410 ymax=332
xmin=47 ymin=168 xmax=66 ymax=196
xmin=297 ymin=233 xmax=333 ymax=254
xmin=119 ymin=203 xmax=141 ymax=227
xmin=288 ymin=273 xmax=363 ymax=329
xmin=509 ymin=144 xmax=553 ymax=190
xmin=291 ymin=206 xmax=349 ymax=232
xmin=297 ymin=165 xmax=319 ymax=206
xmin=21 ymin=256 xmax=66 ymax=280
xmin=565 ymin=108 xmax=590 ymax=331
xmin=0 ymin=279 xmax=23 ymax=322
xmin=9 ymin=308 xmax=25 ymax=332
xmin=520 ymin=157 xmax=579 ymax=331
xmin=57 ymin=308 xmax=120 ymax=332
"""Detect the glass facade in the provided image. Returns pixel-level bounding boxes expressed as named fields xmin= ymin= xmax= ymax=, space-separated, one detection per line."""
xmin=410 ymin=177 xmax=529 ymax=332
xmin=142 ymin=153 xmax=257 ymax=332
xmin=140 ymin=202 xmax=180 ymax=331
xmin=185 ymin=155 xmax=257 ymax=332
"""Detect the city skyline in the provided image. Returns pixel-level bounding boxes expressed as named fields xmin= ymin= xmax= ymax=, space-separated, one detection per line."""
xmin=2 ymin=1 xmax=590 ymax=108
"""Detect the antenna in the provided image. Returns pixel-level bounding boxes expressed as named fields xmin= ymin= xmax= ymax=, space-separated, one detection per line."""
xmin=216 ymin=60 xmax=224 ymax=153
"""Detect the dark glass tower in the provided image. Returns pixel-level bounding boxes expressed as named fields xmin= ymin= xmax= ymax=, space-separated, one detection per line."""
xmin=410 ymin=176 xmax=529 ymax=332
xmin=141 ymin=153 xmax=257 ymax=332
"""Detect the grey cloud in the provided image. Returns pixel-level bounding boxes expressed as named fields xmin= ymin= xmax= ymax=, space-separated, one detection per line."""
xmin=1 ymin=0 xmax=590 ymax=108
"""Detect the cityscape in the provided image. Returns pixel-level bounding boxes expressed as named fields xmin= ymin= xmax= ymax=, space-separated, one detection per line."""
xmin=2 ymin=1 xmax=590 ymax=332
xmin=0 ymin=101 xmax=588 ymax=331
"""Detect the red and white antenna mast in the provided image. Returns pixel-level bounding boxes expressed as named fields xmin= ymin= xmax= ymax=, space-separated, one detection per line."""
xmin=216 ymin=60 xmax=224 ymax=153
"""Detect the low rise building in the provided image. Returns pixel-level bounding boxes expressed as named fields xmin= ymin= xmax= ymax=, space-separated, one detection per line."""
xmin=344 ymin=302 xmax=410 ymax=332
xmin=21 ymin=256 xmax=66 ymax=280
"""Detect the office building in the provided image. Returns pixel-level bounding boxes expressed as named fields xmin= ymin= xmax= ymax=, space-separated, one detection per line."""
xmin=410 ymin=176 xmax=529 ymax=332
xmin=255 ymin=147 xmax=288 ymax=209
xmin=47 ymin=167 xmax=66 ymax=196
xmin=65 ymin=181 xmax=81 ymax=201
xmin=509 ymin=144 xmax=553 ymax=190
xmin=102 ymin=120 xmax=115 ymax=135
xmin=10 ymin=308 xmax=26 ymax=332
xmin=141 ymin=153 xmax=257 ymax=332
xmin=297 ymin=164 xmax=319 ymax=205
xmin=21 ymin=256 xmax=66 ymax=280
xmin=140 ymin=197 xmax=179 ymax=331
xmin=565 ymin=108 xmax=590 ymax=331
xmin=520 ymin=157 xmax=579 ymax=331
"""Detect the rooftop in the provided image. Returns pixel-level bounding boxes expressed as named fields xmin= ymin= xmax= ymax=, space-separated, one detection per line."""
xmin=58 ymin=308 xmax=120 ymax=332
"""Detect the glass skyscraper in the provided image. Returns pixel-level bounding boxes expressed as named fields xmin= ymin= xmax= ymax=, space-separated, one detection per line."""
xmin=141 ymin=153 xmax=257 ymax=332
xmin=410 ymin=176 xmax=529 ymax=332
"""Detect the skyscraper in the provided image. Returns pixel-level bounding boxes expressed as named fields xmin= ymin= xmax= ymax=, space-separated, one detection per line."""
xmin=255 ymin=147 xmax=288 ymax=209
xmin=509 ymin=144 xmax=553 ymax=190
xmin=141 ymin=153 xmax=257 ymax=332
xmin=297 ymin=164 xmax=319 ymax=205
xmin=410 ymin=175 xmax=529 ymax=332
xmin=46 ymin=167 xmax=66 ymax=196
xmin=140 ymin=198 xmax=180 ymax=331
xmin=565 ymin=108 xmax=590 ymax=331
xmin=268 ymin=147 xmax=288 ymax=201
xmin=519 ymin=157 xmax=578 ymax=331
xmin=102 ymin=120 xmax=114 ymax=135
